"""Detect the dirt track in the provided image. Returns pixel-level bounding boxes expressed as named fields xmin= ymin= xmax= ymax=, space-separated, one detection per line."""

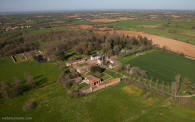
xmin=66 ymin=24 xmax=195 ymax=58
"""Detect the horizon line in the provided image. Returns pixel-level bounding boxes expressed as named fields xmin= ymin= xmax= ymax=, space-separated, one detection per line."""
xmin=0 ymin=8 xmax=195 ymax=15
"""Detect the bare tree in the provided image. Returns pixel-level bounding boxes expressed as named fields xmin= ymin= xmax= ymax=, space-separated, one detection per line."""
xmin=172 ymin=75 xmax=181 ymax=97
xmin=130 ymin=67 xmax=147 ymax=78
xmin=125 ymin=64 xmax=131 ymax=73
xmin=0 ymin=81 xmax=10 ymax=98
xmin=24 ymin=73 xmax=35 ymax=89
xmin=58 ymin=72 xmax=73 ymax=89
xmin=14 ymin=77 xmax=23 ymax=96
xmin=182 ymin=77 xmax=195 ymax=94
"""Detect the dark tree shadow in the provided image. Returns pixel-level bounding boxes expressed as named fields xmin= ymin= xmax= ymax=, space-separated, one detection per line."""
xmin=36 ymin=77 xmax=48 ymax=86
xmin=34 ymin=74 xmax=44 ymax=80
xmin=64 ymin=52 xmax=76 ymax=60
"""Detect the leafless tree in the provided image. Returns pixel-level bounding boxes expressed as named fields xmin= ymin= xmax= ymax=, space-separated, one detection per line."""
xmin=172 ymin=75 xmax=181 ymax=97
xmin=14 ymin=77 xmax=23 ymax=96
xmin=24 ymin=72 xmax=35 ymax=89
xmin=0 ymin=81 xmax=10 ymax=98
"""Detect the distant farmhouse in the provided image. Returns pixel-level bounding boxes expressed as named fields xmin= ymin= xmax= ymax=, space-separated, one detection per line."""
xmin=66 ymin=58 xmax=88 ymax=67
xmin=90 ymin=54 xmax=103 ymax=60
xmin=10 ymin=50 xmax=43 ymax=63
xmin=66 ymin=54 xmax=103 ymax=73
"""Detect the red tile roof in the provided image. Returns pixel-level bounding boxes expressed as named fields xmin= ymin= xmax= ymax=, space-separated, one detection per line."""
xmin=86 ymin=75 xmax=101 ymax=84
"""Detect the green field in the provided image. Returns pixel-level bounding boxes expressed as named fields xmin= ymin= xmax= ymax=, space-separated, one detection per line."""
xmin=0 ymin=56 xmax=195 ymax=121
xmin=0 ymin=57 xmax=62 ymax=83
xmin=0 ymin=82 xmax=195 ymax=122
xmin=119 ymin=50 xmax=195 ymax=83
xmin=107 ymin=20 xmax=195 ymax=45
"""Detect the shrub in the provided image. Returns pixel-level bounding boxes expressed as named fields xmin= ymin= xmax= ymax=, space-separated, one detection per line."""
xmin=67 ymin=89 xmax=82 ymax=98
xmin=168 ymin=29 xmax=177 ymax=33
xmin=66 ymin=84 xmax=85 ymax=98
xmin=90 ymin=66 xmax=105 ymax=73
xmin=58 ymin=72 xmax=74 ymax=89
xmin=34 ymin=55 xmax=46 ymax=63
xmin=23 ymin=99 xmax=37 ymax=111
xmin=179 ymin=53 xmax=185 ymax=57
xmin=24 ymin=72 xmax=35 ymax=89
xmin=0 ymin=78 xmax=24 ymax=98
xmin=0 ymin=81 xmax=10 ymax=98
xmin=130 ymin=67 xmax=147 ymax=79
xmin=13 ymin=77 xmax=23 ymax=96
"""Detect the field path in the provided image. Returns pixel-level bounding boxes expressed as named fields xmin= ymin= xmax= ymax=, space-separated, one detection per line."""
xmin=176 ymin=94 xmax=195 ymax=98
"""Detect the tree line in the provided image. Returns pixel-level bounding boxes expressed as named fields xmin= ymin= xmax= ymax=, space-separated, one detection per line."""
xmin=121 ymin=64 xmax=195 ymax=96
xmin=42 ymin=30 xmax=152 ymax=61
xmin=0 ymin=73 xmax=35 ymax=99
xmin=0 ymin=30 xmax=152 ymax=59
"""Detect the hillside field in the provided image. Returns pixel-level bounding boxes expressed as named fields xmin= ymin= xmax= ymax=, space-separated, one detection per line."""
xmin=119 ymin=50 xmax=195 ymax=83
xmin=0 ymin=56 xmax=195 ymax=121
xmin=0 ymin=81 xmax=195 ymax=122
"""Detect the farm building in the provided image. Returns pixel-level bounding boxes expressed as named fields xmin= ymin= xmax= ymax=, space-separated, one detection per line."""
xmin=91 ymin=78 xmax=121 ymax=92
xmin=83 ymin=75 xmax=102 ymax=87
xmin=91 ymin=54 xmax=103 ymax=60
xmin=66 ymin=58 xmax=87 ymax=66
xmin=71 ymin=58 xmax=101 ymax=73
xmin=10 ymin=50 xmax=44 ymax=63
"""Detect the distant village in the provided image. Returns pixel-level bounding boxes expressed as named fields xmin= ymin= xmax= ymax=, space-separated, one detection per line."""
xmin=1 ymin=25 xmax=31 ymax=32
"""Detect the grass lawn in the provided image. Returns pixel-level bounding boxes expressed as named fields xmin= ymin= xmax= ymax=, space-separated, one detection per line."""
xmin=0 ymin=57 xmax=62 ymax=84
xmin=101 ymin=73 xmax=112 ymax=81
xmin=0 ymin=82 xmax=195 ymax=122
xmin=119 ymin=50 xmax=195 ymax=83
xmin=0 ymin=56 xmax=194 ymax=121
xmin=104 ymin=69 xmax=122 ymax=78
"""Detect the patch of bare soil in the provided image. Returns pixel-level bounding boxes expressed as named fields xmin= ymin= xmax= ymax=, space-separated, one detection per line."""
xmin=117 ymin=17 xmax=137 ymax=21
xmin=89 ymin=17 xmax=137 ymax=23
xmin=97 ymin=27 xmax=115 ymax=31
xmin=89 ymin=19 xmax=118 ymax=23
xmin=183 ymin=33 xmax=195 ymax=37
xmin=139 ymin=25 xmax=160 ymax=29
xmin=67 ymin=15 xmax=80 ymax=18
xmin=67 ymin=24 xmax=93 ymax=29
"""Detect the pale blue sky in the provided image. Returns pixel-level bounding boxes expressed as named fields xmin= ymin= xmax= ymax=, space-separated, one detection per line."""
xmin=0 ymin=0 xmax=195 ymax=12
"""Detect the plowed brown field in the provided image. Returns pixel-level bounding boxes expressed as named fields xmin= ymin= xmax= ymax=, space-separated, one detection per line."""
xmin=89 ymin=17 xmax=136 ymax=23
xmin=66 ymin=24 xmax=195 ymax=58
xmin=111 ymin=30 xmax=195 ymax=58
